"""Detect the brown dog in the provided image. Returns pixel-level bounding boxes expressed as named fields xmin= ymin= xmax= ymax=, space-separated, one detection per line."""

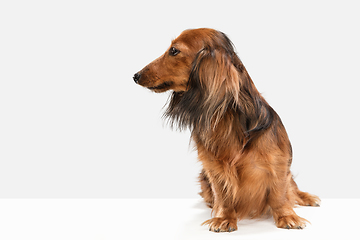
xmin=134 ymin=28 xmax=320 ymax=232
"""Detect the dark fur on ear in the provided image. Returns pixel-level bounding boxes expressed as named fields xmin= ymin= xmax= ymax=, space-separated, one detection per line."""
xmin=164 ymin=31 xmax=274 ymax=149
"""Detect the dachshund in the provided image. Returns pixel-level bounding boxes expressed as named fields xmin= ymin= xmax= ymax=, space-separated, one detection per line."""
xmin=133 ymin=28 xmax=320 ymax=232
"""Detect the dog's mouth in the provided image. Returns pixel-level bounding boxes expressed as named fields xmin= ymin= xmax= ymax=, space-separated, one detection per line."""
xmin=147 ymin=81 xmax=173 ymax=92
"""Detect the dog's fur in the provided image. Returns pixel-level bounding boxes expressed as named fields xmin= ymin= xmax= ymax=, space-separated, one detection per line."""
xmin=134 ymin=28 xmax=320 ymax=232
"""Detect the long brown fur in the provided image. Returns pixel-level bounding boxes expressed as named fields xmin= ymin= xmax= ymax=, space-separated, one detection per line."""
xmin=134 ymin=28 xmax=320 ymax=232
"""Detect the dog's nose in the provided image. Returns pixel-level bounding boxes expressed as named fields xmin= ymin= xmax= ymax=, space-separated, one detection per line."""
xmin=133 ymin=72 xmax=141 ymax=84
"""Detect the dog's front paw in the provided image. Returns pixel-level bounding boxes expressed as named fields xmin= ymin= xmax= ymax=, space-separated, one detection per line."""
xmin=276 ymin=214 xmax=308 ymax=229
xmin=202 ymin=217 xmax=237 ymax=232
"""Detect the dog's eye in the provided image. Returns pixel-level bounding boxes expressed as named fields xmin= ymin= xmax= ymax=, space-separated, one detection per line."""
xmin=169 ymin=47 xmax=180 ymax=56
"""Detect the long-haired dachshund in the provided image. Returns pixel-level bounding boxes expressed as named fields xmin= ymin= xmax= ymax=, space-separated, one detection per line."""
xmin=133 ymin=28 xmax=320 ymax=232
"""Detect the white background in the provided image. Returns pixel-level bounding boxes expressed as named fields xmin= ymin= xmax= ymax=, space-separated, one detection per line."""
xmin=1 ymin=199 xmax=359 ymax=240
xmin=0 ymin=0 xmax=359 ymax=198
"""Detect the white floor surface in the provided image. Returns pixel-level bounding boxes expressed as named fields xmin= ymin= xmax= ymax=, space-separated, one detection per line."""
xmin=0 ymin=198 xmax=358 ymax=240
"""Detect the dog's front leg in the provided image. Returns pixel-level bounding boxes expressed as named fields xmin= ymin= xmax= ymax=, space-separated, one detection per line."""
xmin=201 ymin=171 xmax=238 ymax=232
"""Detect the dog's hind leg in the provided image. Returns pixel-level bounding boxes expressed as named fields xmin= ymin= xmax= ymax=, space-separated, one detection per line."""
xmin=290 ymin=176 xmax=321 ymax=207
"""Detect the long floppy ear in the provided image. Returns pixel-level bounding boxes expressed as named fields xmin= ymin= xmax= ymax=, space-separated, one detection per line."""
xmin=190 ymin=48 xmax=241 ymax=126
xmin=189 ymin=47 xmax=275 ymax=144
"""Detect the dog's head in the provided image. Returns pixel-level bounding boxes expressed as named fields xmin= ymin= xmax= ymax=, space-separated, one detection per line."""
xmin=134 ymin=28 xmax=273 ymax=147
xmin=133 ymin=28 xmax=242 ymax=95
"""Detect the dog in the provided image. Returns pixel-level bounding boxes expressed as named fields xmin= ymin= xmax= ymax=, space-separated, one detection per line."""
xmin=133 ymin=28 xmax=320 ymax=232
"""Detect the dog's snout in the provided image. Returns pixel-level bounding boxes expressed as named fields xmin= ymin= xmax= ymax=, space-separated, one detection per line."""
xmin=133 ymin=72 xmax=141 ymax=84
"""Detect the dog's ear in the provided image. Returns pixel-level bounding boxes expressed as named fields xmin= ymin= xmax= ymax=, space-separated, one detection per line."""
xmin=190 ymin=48 xmax=240 ymax=102
xmin=188 ymin=48 xmax=241 ymax=127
